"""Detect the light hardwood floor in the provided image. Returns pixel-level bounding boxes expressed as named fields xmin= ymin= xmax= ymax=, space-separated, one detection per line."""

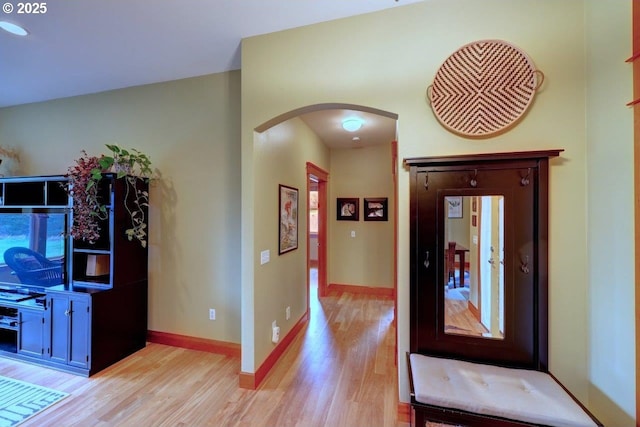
xmin=0 ymin=283 xmax=408 ymax=427
xmin=444 ymin=296 xmax=487 ymax=337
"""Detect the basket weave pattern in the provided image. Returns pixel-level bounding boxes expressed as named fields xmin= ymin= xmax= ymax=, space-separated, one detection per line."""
xmin=430 ymin=40 xmax=539 ymax=137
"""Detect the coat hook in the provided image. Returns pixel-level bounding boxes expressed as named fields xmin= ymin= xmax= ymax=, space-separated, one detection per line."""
xmin=470 ymin=169 xmax=478 ymax=187
xmin=520 ymin=255 xmax=530 ymax=274
xmin=520 ymin=168 xmax=531 ymax=186
xmin=488 ymin=246 xmax=496 ymax=269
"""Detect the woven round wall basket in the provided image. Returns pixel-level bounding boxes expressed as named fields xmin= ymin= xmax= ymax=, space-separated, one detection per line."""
xmin=427 ymin=39 xmax=543 ymax=138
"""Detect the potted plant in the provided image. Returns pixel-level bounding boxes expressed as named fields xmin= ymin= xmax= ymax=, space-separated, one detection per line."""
xmin=65 ymin=150 xmax=104 ymax=243
xmin=66 ymin=145 xmax=153 ymax=248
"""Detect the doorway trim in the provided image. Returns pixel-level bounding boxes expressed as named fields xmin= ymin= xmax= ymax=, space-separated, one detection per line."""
xmin=307 ymin=162 xmax=329 ymax=301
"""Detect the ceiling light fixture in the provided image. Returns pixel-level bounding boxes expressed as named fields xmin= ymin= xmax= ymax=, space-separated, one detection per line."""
xmin=342 ymin=118 xmax=363 ymax=132
xmin=0 ymin=21 xmax=28 ymax=36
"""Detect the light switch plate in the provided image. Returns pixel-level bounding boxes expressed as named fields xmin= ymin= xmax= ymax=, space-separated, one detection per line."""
xmin=260 ymin=250 xmax=270 ymax=265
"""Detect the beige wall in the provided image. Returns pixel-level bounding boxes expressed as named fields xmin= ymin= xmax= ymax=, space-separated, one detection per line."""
xmin=241 ymin=0 xmax=634 ymax=423
xmin=329 ymin=144 xmax=394 ymax=288
xmin=0 ymin=0 xmax=633 ymax=423
xmin=585 ymin=1 xmax=635 ymax=425
xmin=0 ymin=72 xmax=243 ymax=344
xmin=249 ymin=117 xmax=330 ymax=369
xmin=445 ymin=199 xmax=471 ymax=249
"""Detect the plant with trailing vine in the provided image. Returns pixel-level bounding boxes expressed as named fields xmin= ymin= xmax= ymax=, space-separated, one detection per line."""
xmin=65 ymin=145 xmax=153 ymax=247
xmin=65 ymin=150 xmax=104 ymax=243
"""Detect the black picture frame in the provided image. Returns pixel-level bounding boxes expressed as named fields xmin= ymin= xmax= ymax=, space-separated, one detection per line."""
xmin=336 ymin=198 xmax=359 ymax=221
xmin=446 ymin=196 xmax=463 ymax=218
xmin=279 ymin=184 xmax=299 ymax=254
xmin=364 ymin=197 xmax=388 ymax=221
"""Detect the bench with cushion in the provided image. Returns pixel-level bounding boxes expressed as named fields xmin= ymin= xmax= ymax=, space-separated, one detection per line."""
xmin=407 ymin=353 xmax=602 ymax=427
xmin=405 ymin=151 xmax=603 ymax=427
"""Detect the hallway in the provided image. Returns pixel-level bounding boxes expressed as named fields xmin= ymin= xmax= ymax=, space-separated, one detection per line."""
xmin=0 ymin=273 xmax=404 ymax=426
xmin=254 ymin=271 xmax=400 ymax=426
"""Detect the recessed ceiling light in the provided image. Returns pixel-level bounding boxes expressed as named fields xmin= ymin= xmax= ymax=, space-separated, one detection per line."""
xmin=342 ymin=118 xmax=363 ymax=132
xmin=0 ymin=21 xmax=28 ymax=36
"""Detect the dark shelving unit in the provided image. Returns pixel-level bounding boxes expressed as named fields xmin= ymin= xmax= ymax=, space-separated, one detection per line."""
xmin=0 ymin=174 xmax=148 ymax=376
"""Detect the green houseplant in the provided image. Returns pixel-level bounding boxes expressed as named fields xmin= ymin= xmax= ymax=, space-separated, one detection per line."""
xmin=66 ymin=145 xmax=153 ymax=248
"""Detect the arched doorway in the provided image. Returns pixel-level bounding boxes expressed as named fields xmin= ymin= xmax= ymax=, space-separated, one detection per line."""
xmin=241 ymin=103 xmax=399 ymax=389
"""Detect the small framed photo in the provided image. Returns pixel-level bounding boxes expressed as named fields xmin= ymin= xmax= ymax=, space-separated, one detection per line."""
xmin=364 ymin=197 xmax=388 ymax=221
xmin=279 ymin=184 xmax=299 ymax=254
xmin=446 ymin=196 xmax=463 ymax=219
xmin=337 ymin=198 xmax=359 ymax=221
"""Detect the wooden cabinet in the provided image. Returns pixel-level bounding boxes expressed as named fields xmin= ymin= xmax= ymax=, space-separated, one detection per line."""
xmin=0 ymin=176 xmax=69 ymax=207
xmin=0 ymin=174 xmax=148 ymax=376
xmin=42 ymin=283 xmax=146 ymax=376
xmin=17 ymin=307 xmax=44 ymax=358
xmin=70 ymin=174 xmax=149 ymax=289
xmin=405 ymin=150 xmax=561 ymax=370
xmin=46 ymin=292 xmax=90 ymax=370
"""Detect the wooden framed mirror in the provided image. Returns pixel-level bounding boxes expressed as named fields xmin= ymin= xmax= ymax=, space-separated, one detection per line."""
xmin=406 ymin=150 xmax=562 ymax=370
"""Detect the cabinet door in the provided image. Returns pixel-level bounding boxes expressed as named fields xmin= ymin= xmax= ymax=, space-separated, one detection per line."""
xmin=68 ymin=295 xmax=90 ymax=369
xmin=46 ymin=294 xmax=91 ymax=369
xmin=47 ymin=294 xmax=70 ymax=364
xmin=17 ymin=309 xmax=44 ymax=358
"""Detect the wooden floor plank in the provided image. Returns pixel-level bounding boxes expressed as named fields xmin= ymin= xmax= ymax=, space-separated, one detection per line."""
xmin=0 ymin=283 xmax=409 ymax=427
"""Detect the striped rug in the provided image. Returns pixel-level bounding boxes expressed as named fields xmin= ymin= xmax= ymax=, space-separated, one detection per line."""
xmin=0 ymin=376 xmax=68 ymax=426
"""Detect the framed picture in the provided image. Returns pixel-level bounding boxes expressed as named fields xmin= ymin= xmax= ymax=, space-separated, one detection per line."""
xmin=309 ymin=190 xmax=318 ymax=210
xmin=446 ymin=196 xmax=463 ymax=218
xmin=279 ymin=184 xmax=298 ymax=254
xmin=364 ymin=197 xmax=388 ymax=221
xmin=337 ymin=198 xmax=359 ymax=221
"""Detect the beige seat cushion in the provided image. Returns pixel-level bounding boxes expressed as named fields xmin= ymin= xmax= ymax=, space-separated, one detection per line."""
xmin=410 ymin=354 xmax=598 ymax=427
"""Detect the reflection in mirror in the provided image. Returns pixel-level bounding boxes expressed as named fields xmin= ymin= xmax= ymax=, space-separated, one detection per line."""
xmin=444 ymin=195 xmax=504 ymax=340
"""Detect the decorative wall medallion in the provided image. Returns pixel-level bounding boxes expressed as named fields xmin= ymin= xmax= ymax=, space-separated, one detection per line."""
xmin=427 ymin=40 xmax=543 ymax=138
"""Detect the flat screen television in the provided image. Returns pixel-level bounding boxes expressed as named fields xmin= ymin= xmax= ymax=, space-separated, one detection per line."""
xmin=0 ymin=209 xmax=68 ymax=291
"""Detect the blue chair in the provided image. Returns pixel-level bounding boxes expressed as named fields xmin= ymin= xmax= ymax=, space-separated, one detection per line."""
xmin=3 ymin=247 xmax=63 ymax=287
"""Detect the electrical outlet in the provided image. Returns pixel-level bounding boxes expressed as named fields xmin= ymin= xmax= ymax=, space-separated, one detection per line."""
xmin=209 ymin=308 xmax=216 ymax=320
xmin=272 ymin=321 xmax=280 ymax=343
xmin=286 ymin=306 xmax=291 ymax=320
xmin=260 ymin=250 xmax=270 ymax=265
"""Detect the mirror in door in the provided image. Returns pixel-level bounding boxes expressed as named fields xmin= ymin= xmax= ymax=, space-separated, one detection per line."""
xmin=444 ymin=195 xmax=504 ymax=340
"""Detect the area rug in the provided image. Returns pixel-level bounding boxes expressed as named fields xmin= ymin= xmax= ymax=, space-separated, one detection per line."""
xmin=0 ymin=376 xmax=68 ymax=426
